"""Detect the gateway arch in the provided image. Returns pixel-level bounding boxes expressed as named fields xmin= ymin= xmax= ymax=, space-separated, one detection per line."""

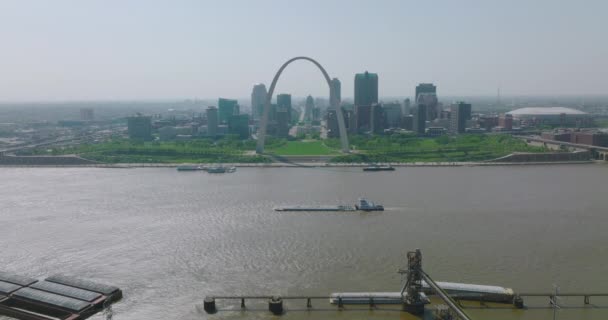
xmin=255 ymin=57 xmax=350 ymax=154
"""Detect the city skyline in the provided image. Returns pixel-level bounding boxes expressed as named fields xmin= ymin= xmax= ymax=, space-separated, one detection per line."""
xmin=1 ymin=0 xmax=607 ymax=101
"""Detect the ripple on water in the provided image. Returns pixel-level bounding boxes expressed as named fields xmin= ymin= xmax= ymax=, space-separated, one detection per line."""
xmin=2 ymin=167 xmax=608 ymax=320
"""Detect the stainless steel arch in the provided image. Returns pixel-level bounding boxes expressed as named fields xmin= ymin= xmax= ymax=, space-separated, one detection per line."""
xmin=255 ymin=56 xmax=350 ymax=154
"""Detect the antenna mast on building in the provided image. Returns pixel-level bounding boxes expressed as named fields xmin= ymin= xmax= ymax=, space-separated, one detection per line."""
xmin=497 ymin=87 xmax=501 ymax=106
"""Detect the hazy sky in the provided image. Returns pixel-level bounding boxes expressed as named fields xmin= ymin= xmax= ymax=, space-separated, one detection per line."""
xmin=0 ymin=0 xmax=606 ymax=101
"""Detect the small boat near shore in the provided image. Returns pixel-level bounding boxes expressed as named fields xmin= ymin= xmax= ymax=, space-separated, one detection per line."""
xmin=206 ymin=166 xmax=237 ymax=173
xmin=177 ymin=165 xmax=204 ymax=171
xmin=177 ymin=165 xmax=236 ymax=173
xmin=363 ymin=164 xmax=395 ymax=171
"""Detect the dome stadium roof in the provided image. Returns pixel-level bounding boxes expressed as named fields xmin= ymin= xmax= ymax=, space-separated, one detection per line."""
xmin=506 ymin=107 xmax=587 ymax=116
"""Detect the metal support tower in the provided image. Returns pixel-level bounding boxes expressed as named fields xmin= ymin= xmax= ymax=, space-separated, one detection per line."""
xmin=399 ymin=249 xmax=472 ymax=320
xmin=399 ymin=249 xmax=425 ymax=314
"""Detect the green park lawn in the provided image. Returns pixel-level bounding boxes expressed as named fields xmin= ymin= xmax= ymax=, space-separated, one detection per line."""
xmin=24 ymin=134 xmax=550 ymax=163
xmin=328 ymin=134 xmax=549 ymax=163
xmin=26 ymin=138 xmax=269 ymax=163
xmin=267 ymin=140 xmax=339 ymax=155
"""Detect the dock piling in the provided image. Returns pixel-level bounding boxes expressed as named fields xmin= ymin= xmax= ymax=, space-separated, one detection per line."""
xmin=241 ymin=298 xmax=245 ymax=309
xmin=584 ymin=296 xmax=590 ymax=305
xmin=307 ymin=298 xmax=312 ymax=309
xmin=203 ymin=297 xmax=216 ymax=314
xmin=269 ymin=296 xmax=283 ymax=315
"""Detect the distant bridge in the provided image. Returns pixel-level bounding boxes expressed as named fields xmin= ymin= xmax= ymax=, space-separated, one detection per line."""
xmin=519 ymin=136 xmax=608 ymax=161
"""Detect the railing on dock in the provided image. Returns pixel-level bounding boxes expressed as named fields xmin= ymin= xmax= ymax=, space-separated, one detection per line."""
xmin=518 ymin=292 xmax=608 ymax=305
xmin=202 ymin=249 xmax=608 ymax=319
xmin=203 ymin=292 xmax=608 ymax=314
xmin=203 ymin=295 xmax=415 ymax=315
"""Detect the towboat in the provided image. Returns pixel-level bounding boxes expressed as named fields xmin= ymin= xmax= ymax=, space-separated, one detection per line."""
xmin=355 ymin=198 xmax=384 ymax=211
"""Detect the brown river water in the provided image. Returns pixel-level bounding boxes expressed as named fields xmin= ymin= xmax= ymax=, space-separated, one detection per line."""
xmin=1 ymin=165 xmax=607 ymax=319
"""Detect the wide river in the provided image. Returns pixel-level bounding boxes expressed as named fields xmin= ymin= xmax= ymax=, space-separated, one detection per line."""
xmin=2 ymin=165 xmax=608 ymax=320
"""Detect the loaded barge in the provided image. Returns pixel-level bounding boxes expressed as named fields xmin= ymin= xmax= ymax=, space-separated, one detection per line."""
xmin=177 ymin=165 xmax=236 ymax=173
xmin=275 ymin=198 xmax=383 ymax=212
xmin=363 ymin=165 xmax=395 ymax=171
xmin=176 ymin=165 xmax=204 ymax=171
xmin=275 ymin=205 xmax=356 ymax=212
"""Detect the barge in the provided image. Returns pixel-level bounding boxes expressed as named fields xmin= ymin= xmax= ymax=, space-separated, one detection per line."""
xmin=363 ymin=165 xmax=395 ymax=171
xmin=177 ymin=165 xmax=204 ymax=171
xmin=275 ymin=198 xmax=383 ymax=212
xmin=177 ymin=165 xmax=237 ymax=173
xmin=275 ymin=205 xmax=356 ymax=212
xmin=206 ymin=166 xmax=236 ymax=173
xmin=330 ymin=281 xmax=514 ymax=305
xmin=0 ymin=272 xmax=122 ymax=320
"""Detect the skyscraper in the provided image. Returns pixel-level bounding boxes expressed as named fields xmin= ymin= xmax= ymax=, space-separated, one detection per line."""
xmin=413 ymin=104 xmax=427 ymax=135
xmin=415 ymin=83 xmax=439 ymax=121
xmin=305 ymin=95 xmax=314 ymax=122
xmin=275 ymin=107 xmax=290 ymax=138
xmin=355 ymin=105 xmax=371 ymax=132
xmin=276 ymin=93 xmax=292 ymax=124
xmin=206 ymin=106 xmax=218 ymax=137
xmin=268 ymin=103 xmax=277 ymax=123
xmin=450 ymin=102 xmax=471 ymax=134
xmin=402 ymin=115 xmax=414 ymax=130
xmin=346 ymin=109 xmax=357 ymax=134
xmin=415 ymin=83 xmax=436 ymax=101
xmin=326 ymin=109 xmax=339 ymax=138
xmin=228 ymin=114 xmax=250 ymax=139
xmin=354 ymin=71 xmax=378 ymax=107
xmin=403 ymin=98 xmax=411 ymax=115
xmin=330 ymin=78 xmax=341 ymax=106
xmin=383 ymin=102 xmax=402 ymax=128
xmin=218 ymin=98 xmax=239 ymax=124
xmin=371 ymin=104 xmax=385 ymax=134
xmin=127 ymin=115 xmax=153 ymax=141
xmin=251 ymin=84 xmax=267 ymax=120
xmin=417 ymin=93 xmax=439 ymax=120
xmin=312 ymin=107 xmax=321 ymax=122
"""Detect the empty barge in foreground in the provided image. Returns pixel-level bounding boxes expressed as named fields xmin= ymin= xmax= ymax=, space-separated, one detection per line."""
xmin=0 ymin=271 xmax=122 ymax=320
xmin=275 ymin=198 xmax=384 ymax=212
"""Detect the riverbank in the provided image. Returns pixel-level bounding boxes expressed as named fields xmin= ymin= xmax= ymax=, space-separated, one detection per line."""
xmin=0 ymin=160 xmax=597 ymax=168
